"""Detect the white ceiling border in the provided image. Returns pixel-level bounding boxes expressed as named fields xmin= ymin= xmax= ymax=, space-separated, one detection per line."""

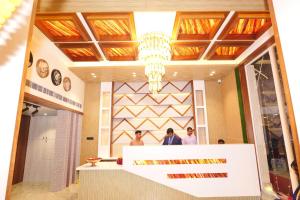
xmin=199 ymin=11 xmax=236 ymax=60
xmin=236 ymin=27 xmax=274 ymax=64
xmin=76 ymin=12 xmax=108 ymax=61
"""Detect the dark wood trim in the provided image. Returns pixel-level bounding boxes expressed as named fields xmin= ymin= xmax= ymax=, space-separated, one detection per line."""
xmin=172 ymin=12 xmax=228 ymax=41
xmin=83 ymin=12 xmax=136 ymax=41
xmin=35 ymin=13 xmax=91 ymax=42
xmin=99 ymin=42 xmax=138 ymax=61
xmin=267 ymin=0 xmax=300 ymax=175
xmin=12 ymin=115 xmax=31 ymax=185
xmin=24 ymin=92 xmax=84 ymax=115
xmin=6 ymin=1 xmax=39 ymax=199
xmin=171 ymin=41 xmax=209 ymax=60
xmin=218 ymin=12 xmax=240 ymax=40
xmin=205 ymin=41 xmax=253 ymax=60
xmin=55 ymin=42 xmax=102 ymax=61
xmin=240 ymin=36 xmax=275 ymax=66
xmin=171 ymin=41 xmax=209 ymax=46
xmin=218 ymin=11 xmax=272 ymax=41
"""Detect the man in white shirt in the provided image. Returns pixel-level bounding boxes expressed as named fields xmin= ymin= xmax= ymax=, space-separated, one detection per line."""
xmin=182 ymin=127 xmax=197 ymax=145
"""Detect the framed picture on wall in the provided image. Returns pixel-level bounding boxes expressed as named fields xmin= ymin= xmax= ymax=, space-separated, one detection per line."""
xmin=51 ymin=69 xmax=62 ymax=86
xmin=63 ymin=77 xmax=71 ymax=92
xmin=36 ymin=59 xmax=49 ymax=78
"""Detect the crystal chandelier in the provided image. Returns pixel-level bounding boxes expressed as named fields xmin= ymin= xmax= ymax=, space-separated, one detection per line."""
xmin=0 ymin=0 xmax=22 ymax=28
xmin=138 ymin=32 xmax=171 ymax=94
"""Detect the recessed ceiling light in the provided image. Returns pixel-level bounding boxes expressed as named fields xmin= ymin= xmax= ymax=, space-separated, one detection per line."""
xmin=209 ymin=71 xmax=216 ymax=76
xmin=44 ymin=113 xmax=47 ymax=116
xmin=91 ymin=73 xmax=96 ymax=76
xmin=173 ymin=72 xmax=178 ymax=77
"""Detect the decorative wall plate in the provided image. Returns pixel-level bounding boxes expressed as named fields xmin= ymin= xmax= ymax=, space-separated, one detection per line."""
xmin=63 ymin=77 xmax=71 ymax=91
xmin=51 ymin=69 xmax=62 ymax=86
xmin=28 ymin=51 xmax=33 ymax=68
xmin=36 ymin=59 xmax=49 ymax=78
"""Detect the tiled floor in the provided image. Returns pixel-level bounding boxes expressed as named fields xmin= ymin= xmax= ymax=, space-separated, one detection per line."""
xmin=11 ymin=183 xmax=78 ymax=200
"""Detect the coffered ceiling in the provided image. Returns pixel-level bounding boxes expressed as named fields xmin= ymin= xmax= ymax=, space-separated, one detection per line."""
xmin=35 ymin=11 xmax=271 ymax=62
xmin=33 ymin=7 xmax=273 ymax=82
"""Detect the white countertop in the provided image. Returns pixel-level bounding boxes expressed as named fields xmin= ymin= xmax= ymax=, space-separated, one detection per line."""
xmin=76 ymin=161 xmax=123 ymax=171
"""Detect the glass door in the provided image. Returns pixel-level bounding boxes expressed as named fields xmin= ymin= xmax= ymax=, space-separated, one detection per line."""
xmin=245 ymin=46 xmax=298 ymax=196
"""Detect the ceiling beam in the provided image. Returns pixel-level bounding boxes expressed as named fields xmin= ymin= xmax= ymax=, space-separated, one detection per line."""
xmin=236 ymin=27 xmax=274 ymax=64
xmin=37 ymin=0 xmax=268 ymax=13
xmin=76 ymin=12 xmax=107 ymax=61
xmin=200 ymin=11 xmax=236 ymax=60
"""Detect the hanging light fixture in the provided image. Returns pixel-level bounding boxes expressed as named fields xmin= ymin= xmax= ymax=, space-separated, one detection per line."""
xmin=134 ymin=12 xmax=175 ymax=95
xmin=0 ymin=0 xmax=22 ymax=29
xmin=138 ymin=32 xmax=171 ymax=94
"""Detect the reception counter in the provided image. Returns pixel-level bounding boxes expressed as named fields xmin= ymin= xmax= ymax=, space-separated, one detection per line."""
xmin=77 ymin=145 xmax=261 ymax=200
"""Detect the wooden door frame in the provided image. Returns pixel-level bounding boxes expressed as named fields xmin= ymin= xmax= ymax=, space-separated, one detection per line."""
xmin=12 ymin=115 xmax=31 ymax=185
xmin=5 ymin=1 xmax=39 ymax=199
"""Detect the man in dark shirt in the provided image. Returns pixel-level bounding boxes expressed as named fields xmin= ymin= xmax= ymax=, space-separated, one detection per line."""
xmin=163 ymin=128 xmax=182 ymax=145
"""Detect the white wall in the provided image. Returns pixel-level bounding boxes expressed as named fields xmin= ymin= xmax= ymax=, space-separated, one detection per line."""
xmin=205 ymin=80 xmax=227 ymax=144
xmin=25 ymin=27 xmax=85 ymax=112
xmin=272 ymin=0 xmax=300 ymax=143
xmin=0 ymin=0 xmax=34 ymax=198
xmin=23 ymin=116 xmax=57 ymax=183
xmin=206 ymin=71 xmax=244 ymax=144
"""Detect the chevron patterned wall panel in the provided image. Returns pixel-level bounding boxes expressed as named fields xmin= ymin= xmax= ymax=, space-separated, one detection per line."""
xmin=112 ymin=81 xmax=194 ymax=156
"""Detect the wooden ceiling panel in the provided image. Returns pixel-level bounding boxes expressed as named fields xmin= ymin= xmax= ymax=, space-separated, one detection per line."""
xmin=56 ymin=43 xmax=102 ymax=61
xmin=100 ymin=42 xmax=138 ymax=61
xmin=205 ymin=41 xmax=253 ymax=60
xmin=219 ymin=12 xmax=272 ymax=40
xmin=83 ymin=12 xmax=136 ymax=41
xmin=171 ymin=42 xmax=209 ymax=60
xmin=35 ymin=14 xmax=90 ymax=42
xmin=173 ymin=12 xmax=227 ymax=40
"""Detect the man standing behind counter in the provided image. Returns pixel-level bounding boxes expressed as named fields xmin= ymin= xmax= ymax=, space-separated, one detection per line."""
xmin=163 ymin=128 xmax=182 ymax=145
xmin=182 ymin=127 xmax=197 ymax=145
xmin=130 ymin=130 xmax=144 ymax=146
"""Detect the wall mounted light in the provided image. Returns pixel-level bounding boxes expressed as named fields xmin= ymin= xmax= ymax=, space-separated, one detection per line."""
xmin=22 ymin=105 xmax=29 ymax=112
xmin=32 ymin=107 xmax=39 ymax=115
